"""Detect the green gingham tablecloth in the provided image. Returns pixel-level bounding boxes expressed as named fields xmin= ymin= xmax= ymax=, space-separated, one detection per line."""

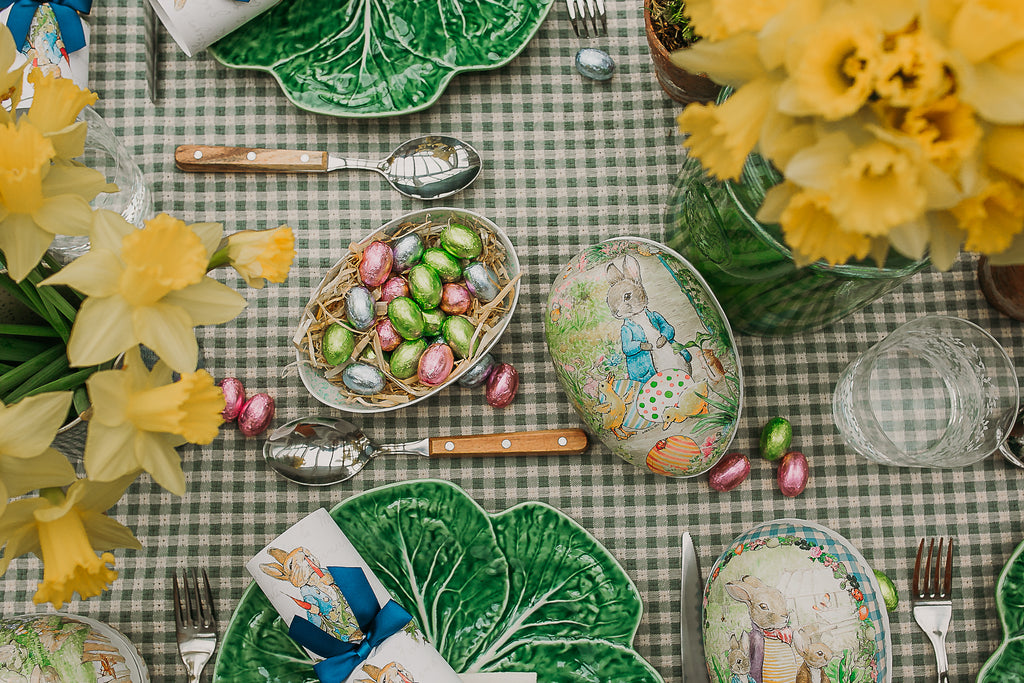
xmin=1 ymin=2 xmax=1022 ymax=681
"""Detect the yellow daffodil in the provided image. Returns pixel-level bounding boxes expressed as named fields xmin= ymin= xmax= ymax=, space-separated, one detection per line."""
xmin=985 ymin=125 xmax=1024 ymax=183
xmin=218 ymin=225 xmax=297 ymax=288
xmin=876 ymin=29 xmax=953 ymax=108
xmin=0 ymin=26 xmax=27 ymax=123
xmin=25 ymin=69 xmax=98 ymax=161
xmin=0 ymin=393 xmax=77 ymax=517
xmin=0 ymin=120 xmax=107 ymax=282
xmin=678 ymin=77 xmax=776 ymax=180
xmin=40 ymin=211 xmax=248 ymax=373
xmin=831 ymin=141 xmax=928 ymax=235
xmin=879 ymin=96 xmax=982 ymax=173
xmin=952 ymin=178 xmax=1024 ymax=253
xmin=83 ymin=346 xmax=224 ymax=496
xmin=777 ymin=8 xmax=882 ymax=120
xmin=760 ymin=183 xmax=874 ymax=265
xmin=683 ymin=0 xmax=789 ymax=41
xmin=670 ymin=32 xmax=766 ymax=87
xmin=0 ymin=476 xmax=140 ymax=608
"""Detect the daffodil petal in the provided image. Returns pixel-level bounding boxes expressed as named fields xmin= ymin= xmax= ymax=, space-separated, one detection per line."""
xmin=66 ymin=295 xmax=136 ymax=367
xmin=784 ymin=132 xmax=854 ymax=191
xmin=0 ymin=524 xmax=42 ymax=576
xmin=46 ymin=122 xmax=90 ymax=160
xmin=0 ymin=497 xmax=48 ymax=544
xmin=961 ymin=60 xmax=1024 ymax=125
xmin=163 ymin=278 xmax=248 ymax=326
xmin=35 ymin=194 xmax=94 ymax=236
xmin=91 ymin=209 xmax=136 ymax=252
xmin=191 ymin=222 xmax=224 ymax=257
xmin=0 ymin=448 xmax=77 ymax=498
xmin=0 ymin=392 xmax=73 ymax=457
xmin=40 ymin=249 xmax=121 ymax=296
xmin=670 ymin=33 xmax=765 ymax=87
xmin=133 ymin=430 xmax=186 ymax=496
xmin=0 ymin=212 xmax=53 ymax=282
xmin=43 ymin=161 xmax=112 ymax=202
xmin=987 ymin=230 xmax=1024 ymax=265
xmin=66 ymin=474 xmax=137 ymax=514
xmin=79 ymin=509 xmax=142 ymax=551
xmin=84 ymin=422 xmax=138 ymax=481
xmin=133 ymin=303 xmax=199 ymax=374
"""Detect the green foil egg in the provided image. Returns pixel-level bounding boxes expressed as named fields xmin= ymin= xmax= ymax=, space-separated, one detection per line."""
xmin=408 ymin=264 xmax=443 ymax=309
xmin=759 ymin=416 xmax=793 ymax=461
xmin=442 ymin=315 xmax=478 ymax=359
xmin=441 ymin=222 xmax=483 ymax=259
xmin=420 ymin=308 xmax=447 ymax=336
xmin=388 ymin=296 xmax=425 ymax=340
xmin=321 ymin=324 xmax=355 ymax=366
xmin=390 ymin=338 xmax=428 ymax=379
xmin=421 ymin=248 xmax=464 ymax=283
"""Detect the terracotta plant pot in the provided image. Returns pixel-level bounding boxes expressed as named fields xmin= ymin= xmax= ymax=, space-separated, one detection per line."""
xmin=644 ymin=0 xmax=721 ymax=105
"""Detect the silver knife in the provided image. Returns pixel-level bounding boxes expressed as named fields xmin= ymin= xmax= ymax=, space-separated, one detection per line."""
xmin=681 ymin=532 xmax=711 ymax=683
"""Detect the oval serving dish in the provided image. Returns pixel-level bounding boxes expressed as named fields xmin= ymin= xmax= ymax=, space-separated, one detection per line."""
xmin=544 ymin=237 xmax=742 ymax=477
xmin=702 ymin=519 xmax=892 ymax=683
xmin=294 ymin=208 xmax=521 ymax=414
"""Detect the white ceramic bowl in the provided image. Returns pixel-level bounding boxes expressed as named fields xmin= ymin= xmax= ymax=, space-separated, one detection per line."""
xmin=295 ymin=208 xmax=521 ymax=414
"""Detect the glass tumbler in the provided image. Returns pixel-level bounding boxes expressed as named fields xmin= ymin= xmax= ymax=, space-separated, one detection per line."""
xmin=833 ymin=315 xmax=1019 ymax=468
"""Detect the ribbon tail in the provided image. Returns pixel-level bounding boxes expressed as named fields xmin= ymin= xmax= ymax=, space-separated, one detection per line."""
xmin=49 ymin=3 xmax=86 ymax=53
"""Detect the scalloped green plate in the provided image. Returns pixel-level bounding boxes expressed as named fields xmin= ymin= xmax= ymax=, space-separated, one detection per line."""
xmin=978 ymin=538 xmax=1024 ymax=681
xmin=212 ymin=480 xmax=664 ymax=682
xmin=208 ymin=0 xmax=555 ymax=118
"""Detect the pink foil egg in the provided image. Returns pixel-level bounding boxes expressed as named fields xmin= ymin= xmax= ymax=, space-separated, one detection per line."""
xmin=238 ymin=393 xmax=275 ymax=437
xmin=358 ymin=241 xmax=394 ymax=288
xmin=418 ymin=343 xmax=454 ymax=386
xmin=380 ymin=276 xmax=410 ymax=303
xmin=440 ymin=283 xmax=472 ymax=315
xmin=376 ymin=318 xmax=403 ymax=352
xmin=777 ymin=450 xmax=809 ymax=497
xmin=219 ymin=377 xmax=245 ymax=422
xmin=485 ymin=363 xmax=519 ymax=408
xmin=708 ymin=452 xmax=750 ymax=492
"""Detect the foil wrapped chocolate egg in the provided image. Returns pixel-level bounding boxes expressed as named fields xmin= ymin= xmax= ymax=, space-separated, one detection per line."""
xmin=441 ymin=222 xmax=483 ymax=259
xmin=463 ymin=262 xmax=501 ymax=302
xmin=777 ymin=451 xmax=809 ymax=497
xmin=219 ymin=377 xmax=245 ymax=421
xmin=708 ymin=452 xmax=750 ymax=492
xmin=238 ymin=393 xmax=275 ymax=436
xmin=485 ymin=363 xmax=519 ymax=407
xmin=458 ymin=353 xmax=497 ymax=388
xmin=408 ymin=264 xmax=443 ymax=310
xmin=418 ymin=343 xmax=454 ymax=386
xmin=345 ymin=286 xmax=376 ymax=331
xmin=421 ymin=248 xmax=463 ymax=283
xmin=358 ymin=240 xmax=394 ymax=287
xmin=442 ymin=315 xmax=477 ymax=359
xmin=440 ymin=283 xmax=472 ymax=315
xmin=420 ymin=308 xmax=447 ymax=336
xmin=380 ymin=276 xmax=409 ymax=303
xmin=387 ymin=296 xmax=425 ymax=340
xmin=322 ymin=323 xmax=355 ymax=366
xmin=391 ymin=233 xmax=424 ymax=273
xmin=342 ymin=362 xmax=386 ymax=395
xmin=390 ymin=339 xmax=428 ymax=379
xmin=376 ymin=318 xmax=403 ymax=352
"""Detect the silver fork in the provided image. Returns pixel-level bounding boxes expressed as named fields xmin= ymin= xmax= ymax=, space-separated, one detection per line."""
xmin=912 ymin=538 xmax=953 ymax=683
xmin=173 ymin=568 xmax=218 ymax=682
xmin=566 ymin=0 xmax=607 ymax=37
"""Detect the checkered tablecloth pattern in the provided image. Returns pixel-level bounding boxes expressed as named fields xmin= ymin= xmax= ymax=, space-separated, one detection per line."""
xmin=2 ymin=2 xmax=1022 ymax=681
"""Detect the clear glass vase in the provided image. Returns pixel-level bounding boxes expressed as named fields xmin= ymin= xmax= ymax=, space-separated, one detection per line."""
xmin=664 ymin=154 xmax=931 ymax=336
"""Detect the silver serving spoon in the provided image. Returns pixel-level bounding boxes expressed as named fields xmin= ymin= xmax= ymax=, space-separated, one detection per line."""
xmin=263 ymin=416 xmax=588 ymax=486
xmin=174 ymin=135 xmax=482 ymax=200
xmin=1000 ymin=405 xmax=1024 ymax=468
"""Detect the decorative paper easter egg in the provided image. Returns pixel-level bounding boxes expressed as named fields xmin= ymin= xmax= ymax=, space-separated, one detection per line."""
xmin=702 ymin=519 xmax=892 ymax=683
xmin=458 ymin=353 xmax=497 ymax=388
xmin=544 ymin=237 xmax=742 ymax=477
xmin=0 ymin=613 xmax=150 ymax=682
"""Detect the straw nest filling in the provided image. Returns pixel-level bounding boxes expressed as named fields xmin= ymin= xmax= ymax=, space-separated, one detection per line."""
xmin=293 ymin=215 xmax=521 ymax=409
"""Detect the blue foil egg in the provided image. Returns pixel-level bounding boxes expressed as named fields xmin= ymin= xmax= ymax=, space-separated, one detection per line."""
xmin=342 ymin=362 xmax=386 ymax=395
xmin=575 ymin=48 xmax=615 ymax=81
xmin=345 ymin=286 xmax=376 ymax=331
xmin=391 ymin=233 xmax=425 ymax=272
xmin=458 ymin=353 xmax=497 ymax=388
xmin=463 ymin=262 xmax=501 ymax=302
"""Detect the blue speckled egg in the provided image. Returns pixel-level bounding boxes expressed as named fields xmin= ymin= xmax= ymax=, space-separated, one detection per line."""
xmin=575 ymin=48 xmax=615 ymax=81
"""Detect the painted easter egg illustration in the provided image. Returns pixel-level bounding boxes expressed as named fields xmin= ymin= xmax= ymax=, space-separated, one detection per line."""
xmin=544 ymin=237 xmax=743 ymax=477
xmin=702 ymin=520 xmax=892 ymax=683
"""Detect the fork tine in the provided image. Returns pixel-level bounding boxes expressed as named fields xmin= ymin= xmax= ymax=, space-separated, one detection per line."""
xmin=593 ymin=0 xmax=607 ymax=34
xmin=925 ymin=538 xmax=936 ymax=597
xmin=172 ymin=569 xmax=185 ymax=630
xmin=943 ymin=538 xmax=954 ymax=597
xmin=201 ymin=568 xmax=217 ymax=625
xmin=912 ymin=538 xmax=924 ymax=597
xmin=932 ymin=538 xmax=944 ymax=597
xmin=565 ymin=0 xmax=581 ymax=37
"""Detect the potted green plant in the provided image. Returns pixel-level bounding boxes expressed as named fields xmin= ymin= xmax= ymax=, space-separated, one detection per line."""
xmin=644 ymin=0 xmax=720 ymax=104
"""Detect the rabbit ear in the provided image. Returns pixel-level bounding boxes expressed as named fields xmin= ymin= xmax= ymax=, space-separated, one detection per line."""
xmin=623 ymin=255 xmax=642 ymax=282
xmin=729 ymin=635 xmax=740 ymax=649
xmin=606 ymin=262 xmax=624 ymax=283
xmin=267 ymin=547 xmax=289 ymax=563
xmin=740 ymin=631 xmax=750 ymax=653
xmin=725 ymin=580 xmax=754 ymax=604
xmin=259 ymin=562 xmax=287 ymax=580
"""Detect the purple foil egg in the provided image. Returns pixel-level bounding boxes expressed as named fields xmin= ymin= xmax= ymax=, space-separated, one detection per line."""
xmin=358 ymin=240 xmax=394 ymax=288
xmin=380 ymin=276 xmax=410 ymax=303
xmin=485 ymin=363 xmax=519 ymax=408
xmin=418 ymin=343 xmax=454 ymax=386
xmin=219 ymin=377 xmax=245 ymax=422
xmin=440 ymin=283 xmax=472 ymax=315
xmin=376 ymin=318 xmax=403 ymax=352
xmin=238 ymin=393 xmax=275 ymax=437
xmin=708 ymin=452 xmax=750 ymax=492
xmin=777 ymin=451 xmax=809 ymax=497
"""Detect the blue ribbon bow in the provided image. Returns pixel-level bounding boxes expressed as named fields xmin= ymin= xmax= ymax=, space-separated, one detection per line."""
xmin=288 ymin=566 xmax=412 ymax=683
xmin=1 ymin=0 xmax=91 ymax=53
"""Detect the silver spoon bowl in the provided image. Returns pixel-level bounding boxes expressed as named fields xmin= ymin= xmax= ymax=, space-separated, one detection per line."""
xmin=263 ymin=416 xmax=588 ymax=486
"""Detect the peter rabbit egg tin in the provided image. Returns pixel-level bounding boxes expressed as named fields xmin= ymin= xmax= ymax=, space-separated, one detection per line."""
xmin=703 ymin=520 xmax=892 ymax=683
xmin=544 ymin=237 xmax=742 ymax=477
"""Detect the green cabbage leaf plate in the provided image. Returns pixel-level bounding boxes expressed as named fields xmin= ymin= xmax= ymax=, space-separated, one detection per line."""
xmin=208 ymin=0 xmax=554 ymax=117
xmin=212 ymin=480 xmax=663 ymax=682
xmin=979 ymin=537 xmax=1024 ymax=681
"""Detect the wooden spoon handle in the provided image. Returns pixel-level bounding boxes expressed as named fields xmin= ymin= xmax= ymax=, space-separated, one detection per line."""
xmin=428 ymin=429 xmax=587 ymax=457
xmin=175 ymin=145 xmax=328 ymax=172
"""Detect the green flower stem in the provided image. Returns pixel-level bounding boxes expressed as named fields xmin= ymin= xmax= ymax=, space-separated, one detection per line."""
xmin=0 ymin=344 xmax=66 ymax=400
xmin=207 ymin=244 xmax=231 ymax=271
xmin=0 ymin=337 xmax=58 ymax=362
xmin=39 ymin=487 xmax=65 ymax=505
xmin=0 ymin=362 xmax=12 ymax=373
xmin=4 ymin=352 xmax=72 ymax=404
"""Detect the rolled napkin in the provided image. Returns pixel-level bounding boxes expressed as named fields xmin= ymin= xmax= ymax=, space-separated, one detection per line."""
xmin=246 ymin=508 xmax=464 ymax=683
xmin=1 ymin=0 xmax=90 ymax=106
xmin=146 ymin=0 xmax=280 ymax=57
